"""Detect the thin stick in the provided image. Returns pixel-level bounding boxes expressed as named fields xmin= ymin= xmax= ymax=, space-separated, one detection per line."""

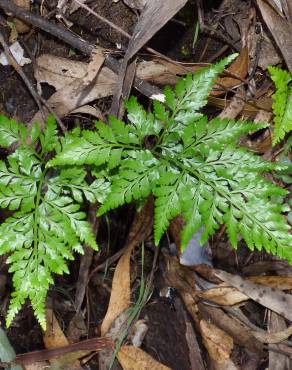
xmin=0 ymin=31 xmax=45 ymax=120
xmin=72 ymin=0 xmax=191 ymax=72
xmin=20 ymin=40 xmax=67 ymax=132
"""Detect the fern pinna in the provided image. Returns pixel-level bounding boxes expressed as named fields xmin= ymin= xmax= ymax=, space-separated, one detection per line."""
xmin=50 ymin=54 xmax=291 ymax=257
xmin=0 ymin=116 xmax=108 ymax=328
xmin=268 ymin=66 xmax=292 ymax=145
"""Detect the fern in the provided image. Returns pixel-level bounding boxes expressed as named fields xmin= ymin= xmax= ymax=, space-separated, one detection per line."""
xmin=0 ymin=115 xmax=109 ymax=329
xmin=268 ymin=66 xmax=292 ymax=145
xmin=49 ymin=55 xmax=292 ymax=263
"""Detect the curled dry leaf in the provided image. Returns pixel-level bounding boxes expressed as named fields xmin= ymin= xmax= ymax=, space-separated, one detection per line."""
xmin=200 ymin=320 xmax=233 ymax=364
xmin=70 ymin=105 xmax=104 ymax=120
xmin=117 ymin=345 xmax=171 ymax=370
xmin=252 ymin=324 xmax=292 ymax=344
xmin=121 ymin=0 xmax=146 ymax=11
xmin=44 ymin=309 xmax=69 ymax=348
xmin=214 ymin=47 xmax=249 ymax=96
xmin=44 ymin=309 xmax=81 ymax=370
xmin=99 ymin=199 xmax=155 ymax=369
xmin=198 ymin=303 xmax=265 ymax=355
xmin=249 ymin=276 xmax=292 ymax=290
xmin=100 ymin=197 xmax=153 ymax=336
xmin=12 ymin=0 xmax=30 ymax=33
xmin=198 ymin=286 xmax=248 ymax=306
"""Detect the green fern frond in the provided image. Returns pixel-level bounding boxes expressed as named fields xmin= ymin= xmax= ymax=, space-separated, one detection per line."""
xmin=49 ymin=55 xmax=292 ymax=264
xmin=0 ymin=115 xmax=108 ymax=329
xmin=268 ymin=66 xmax=292 ymax=145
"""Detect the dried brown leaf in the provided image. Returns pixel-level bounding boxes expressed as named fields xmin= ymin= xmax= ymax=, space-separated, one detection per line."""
xmin=117 ymin=345 xmax=171 ymax=370
xmin=100 ymin=243 xmax=134 ymax=336
xmin=252 ymin=325 xmax=292 ymax=344
xmin=200 ymin=320 xmax=233 ymax=363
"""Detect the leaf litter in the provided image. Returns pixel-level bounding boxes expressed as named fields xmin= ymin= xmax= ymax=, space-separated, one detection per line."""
xmin=0 ymin=0 xmax=291 ymax=369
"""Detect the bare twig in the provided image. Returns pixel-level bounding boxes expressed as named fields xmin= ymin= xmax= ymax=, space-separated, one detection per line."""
xmin=0 ymin=31 xmax=45 ymax=120
xmin=14 ymin=337 xmax=113 ymax=365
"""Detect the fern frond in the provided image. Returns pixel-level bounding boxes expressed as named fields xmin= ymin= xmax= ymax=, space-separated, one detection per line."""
xmin=0 ymin=115 xmax=106 ymax=329
xmin=268 ymin=66 xmax=292 ymax=145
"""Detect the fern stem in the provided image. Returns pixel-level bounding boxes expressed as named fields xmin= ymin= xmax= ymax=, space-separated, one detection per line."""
xmin=33 ymin=168 xmax=46 ymax=261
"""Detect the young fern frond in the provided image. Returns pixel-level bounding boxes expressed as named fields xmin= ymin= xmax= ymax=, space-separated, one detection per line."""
xmin=50 ymin=55 xmax=292 ymax=263
xmin=0 ymin=116 xmax=109 ymax=329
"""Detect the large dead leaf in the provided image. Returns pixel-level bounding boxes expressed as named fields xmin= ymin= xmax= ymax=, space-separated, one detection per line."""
xmin=257 ymin=0 xmax=292 ymax=72
xmin=215 ymin=270 xmax=292 ymax=322
xmin=33 ymin=56 xmax=171 ymax=121
xmin=199 ymin=276 xmax=292 ymax=306
xmin=35 ymin=54 xmax=88 ymax=90
xmin=117 ymin=345 xmax=171 ymax=370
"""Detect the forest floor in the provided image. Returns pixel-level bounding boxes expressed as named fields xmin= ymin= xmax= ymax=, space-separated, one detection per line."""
xmin=0 ymin=0 xmax=291 ymax=369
